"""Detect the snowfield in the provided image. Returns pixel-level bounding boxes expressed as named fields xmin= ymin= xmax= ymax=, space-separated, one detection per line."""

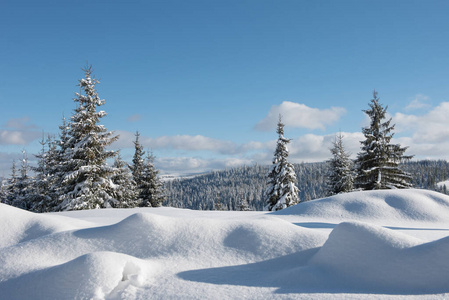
xmin=1 ymin=189 xmax=449 ymax=299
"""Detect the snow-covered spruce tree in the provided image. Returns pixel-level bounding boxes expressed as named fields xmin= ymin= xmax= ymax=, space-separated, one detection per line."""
xmin=326 ymin=133 xmax=354 ymax=195
xmin=138 ymin=152 xmax=165 ymax=207
xmin=0 ymin=179 xmax=7 ymax=204
xmin=2 ymin=161 xmax=17 ymax=206
xmin=11 ymin=150 xmax=32 ymax=210
xmin=265 ymin=116 xmax=300 ymax=211
xmin=111 ymin=153 xmax=138 ymax=208
xmin=29 ymin=135 xmax=52 ymax=212
xmin=355 ymin=91 xmax=413 ymax=190
xmin=58 ymin=65 xmax=119 ymax=210
xmin=129 ymin=131 xmax=145 ymax=188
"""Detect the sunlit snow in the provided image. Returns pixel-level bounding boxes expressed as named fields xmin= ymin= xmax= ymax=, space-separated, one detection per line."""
xmin=1 ymin=189 xmax=449 ymax=299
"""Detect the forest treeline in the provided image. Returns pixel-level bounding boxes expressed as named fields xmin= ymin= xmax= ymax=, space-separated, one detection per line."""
xmin=163 ymin=160 xmax=449 ymax=211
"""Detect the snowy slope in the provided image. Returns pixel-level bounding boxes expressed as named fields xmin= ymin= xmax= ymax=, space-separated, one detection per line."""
xmin=275 ymin=189 xmax=449 ymax=224
xmin=1 ymin=189 xmax=449 ymax=299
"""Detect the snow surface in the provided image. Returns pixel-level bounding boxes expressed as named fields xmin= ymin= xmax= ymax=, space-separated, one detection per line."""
xmin=1 ymin=189 xmax=449 ymax=299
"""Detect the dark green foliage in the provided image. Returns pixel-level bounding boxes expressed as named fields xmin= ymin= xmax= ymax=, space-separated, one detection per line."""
xmin=138 ymin=152 xmax=165 ymax=207
xmin=355 ymin=91 xmax=413 ymax=190
xmin=129 ymin=131 xmax=145 ymax=189
xmin=326 ymin=133 xmax=354 ymax=195
xmin=164 ymin=160 xmax=449 ymax=211
xmin=111 ymin=153 xmax=139 ymax=208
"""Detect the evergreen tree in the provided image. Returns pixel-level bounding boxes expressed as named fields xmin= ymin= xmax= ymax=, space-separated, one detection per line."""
xmin=29 ymin=135 xmax=52 ymax=212
xmin=3 ymin=161 xmax=17 ymax=206
xmin=111 ymin=153 xmax=138 ymax=208
xmin=58 ymin=64 xmax=119 ymax=210
xmin=265 ymin=116 xmax=300 ymax=211
xmin=326 ymin=133 xmax=354 ymax=195
xmin=355 ymin=91 xmax=413 ymax=190
xmin=138 ymin=152 xmax=165 ymax=207
xmin=0 ymin=178 xmax=7 ymax=204
xmin=12 ymin=150 xmax=32 ymax=209
xmin=129 ymin=131 xmax=145 ymax=187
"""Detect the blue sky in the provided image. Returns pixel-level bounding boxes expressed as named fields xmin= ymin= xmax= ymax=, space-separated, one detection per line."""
xmin=1 ymin=0 xmax=449 ymax=176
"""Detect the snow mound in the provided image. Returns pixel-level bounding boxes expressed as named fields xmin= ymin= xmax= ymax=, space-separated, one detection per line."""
xmin=0 ymin=251 xmax=150 ymax=300
xmin=0 ymin=211 xmax=327 ymax=296
xmin=70 ymin=212 xmax=326 ymax=259
xmin=180 ymin=221 xmax=449 ymax=295
xmin=311 ymin=221 xmax=449 ymax=293
xmin=275 ymin=189 xmax=449 ymax=223
xmin=2 ymin=189 xmax=449 ymax=298
xmin=0 ymin=203 xmax=90 ymax=248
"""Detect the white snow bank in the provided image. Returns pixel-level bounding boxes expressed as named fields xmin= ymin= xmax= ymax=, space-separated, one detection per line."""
xmin=0 ymin=210 xmax=327 ymax=299
xmin=0 ymin=203 xmax=91 ymax=248
xmin=311 ymin=221 xmax=449 ymax=293
xmin=2 ymin=189 xmax=449 ymax=299
xmin=275 ymin=189 xmax=449 ymax=224
xmin=0 ymin=251 xmax=151 ymax=300
xmin=180 ymin=221 xmax=449 ymax=295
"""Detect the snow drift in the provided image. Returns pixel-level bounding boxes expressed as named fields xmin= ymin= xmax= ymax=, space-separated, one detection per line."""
xmin=311 ymin=221 xmax=449 ymax=293
xmin=274 ymin=189 xmax=449 ymax=224
xmin=1 ymin=189 xmax=449 ymax=299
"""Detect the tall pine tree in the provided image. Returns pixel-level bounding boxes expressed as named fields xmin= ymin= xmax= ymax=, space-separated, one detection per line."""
xmin=58 ymin=64 xmax=119 ymax=210
xmin=265 ymin=116 xmax=300 ymax=211
xmin=326 ymin=133 xmax=354 ymax=195
xmin=111 ymin=153 xmax=138 ymax=208
xmin=129 ymin=131 xmax=145 ymax=187
xmin=3 ymin=160 xmax=17 ymax=206
xmin=29 ymin=135 xmax=52 ymax=212
xmin=138 ymin=152 xmax=165 ymax=207
xmin=355 ymin=91 xmax=413 ymax=190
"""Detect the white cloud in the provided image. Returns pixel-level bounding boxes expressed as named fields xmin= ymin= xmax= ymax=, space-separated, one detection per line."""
xmin=392 ymin=102 xmax=449 ymax=159
xmin=0 ymin=117 xmax=41 ymax=145
xmin=394 ymin=102 xmax=449 ymax=143
xmin=126 ymin=114 xmax=142 ymax=122
xmin=156 ymin=156 xmax=255 ymax=175
xmin=159 ymin=131 xmax=365 ymax=174
xmin=3 ymin=117 xmax=38 ymax=130
xmin=288 ymin=132 xmax=363 ymax=162
xmin=405 ymin=94 xmax=431 ymax=111
xmin=114 ymin=131 xmax=264 ymax=155
xmin=255 ymin=101 xmax=346 ymax=131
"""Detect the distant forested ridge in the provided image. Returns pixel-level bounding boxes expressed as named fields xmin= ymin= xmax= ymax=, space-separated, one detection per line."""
xmin=163 ymin=160 xmax=449 ymax=211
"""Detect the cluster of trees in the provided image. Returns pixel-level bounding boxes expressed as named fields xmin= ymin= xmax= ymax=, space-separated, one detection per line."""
xmin=263 ymin=91 xmax=413 ymax=211
xmin=163 ymin=160 xmax=449 ymax=211
xmin=163 ymin=163 xmax=327 ymax=210
xmin=0 ymin=66 xmax=165 ymax=212
xmin=0 ymin=65 xmax=444 ymax=213
xmin=326 ymin=91 xmax=412 ymax=195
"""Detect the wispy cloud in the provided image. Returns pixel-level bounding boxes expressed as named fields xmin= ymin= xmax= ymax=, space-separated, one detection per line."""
xmin=114 ymin=131 xmax=265 ymax=155
xmin=255 ymin=101 xmax=346 ymax=131
xmin=126 ymin=114 xmax=142 ymax=122
xmin=3 ymin=117 xmax=38 ymax=130
xmin=156 ymin=156 xmax=255 ymax=175
xmin=0 ymin=117 xmax=41 ymax=145
xmin=405 ymin=94 xmax=431 ymax=111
